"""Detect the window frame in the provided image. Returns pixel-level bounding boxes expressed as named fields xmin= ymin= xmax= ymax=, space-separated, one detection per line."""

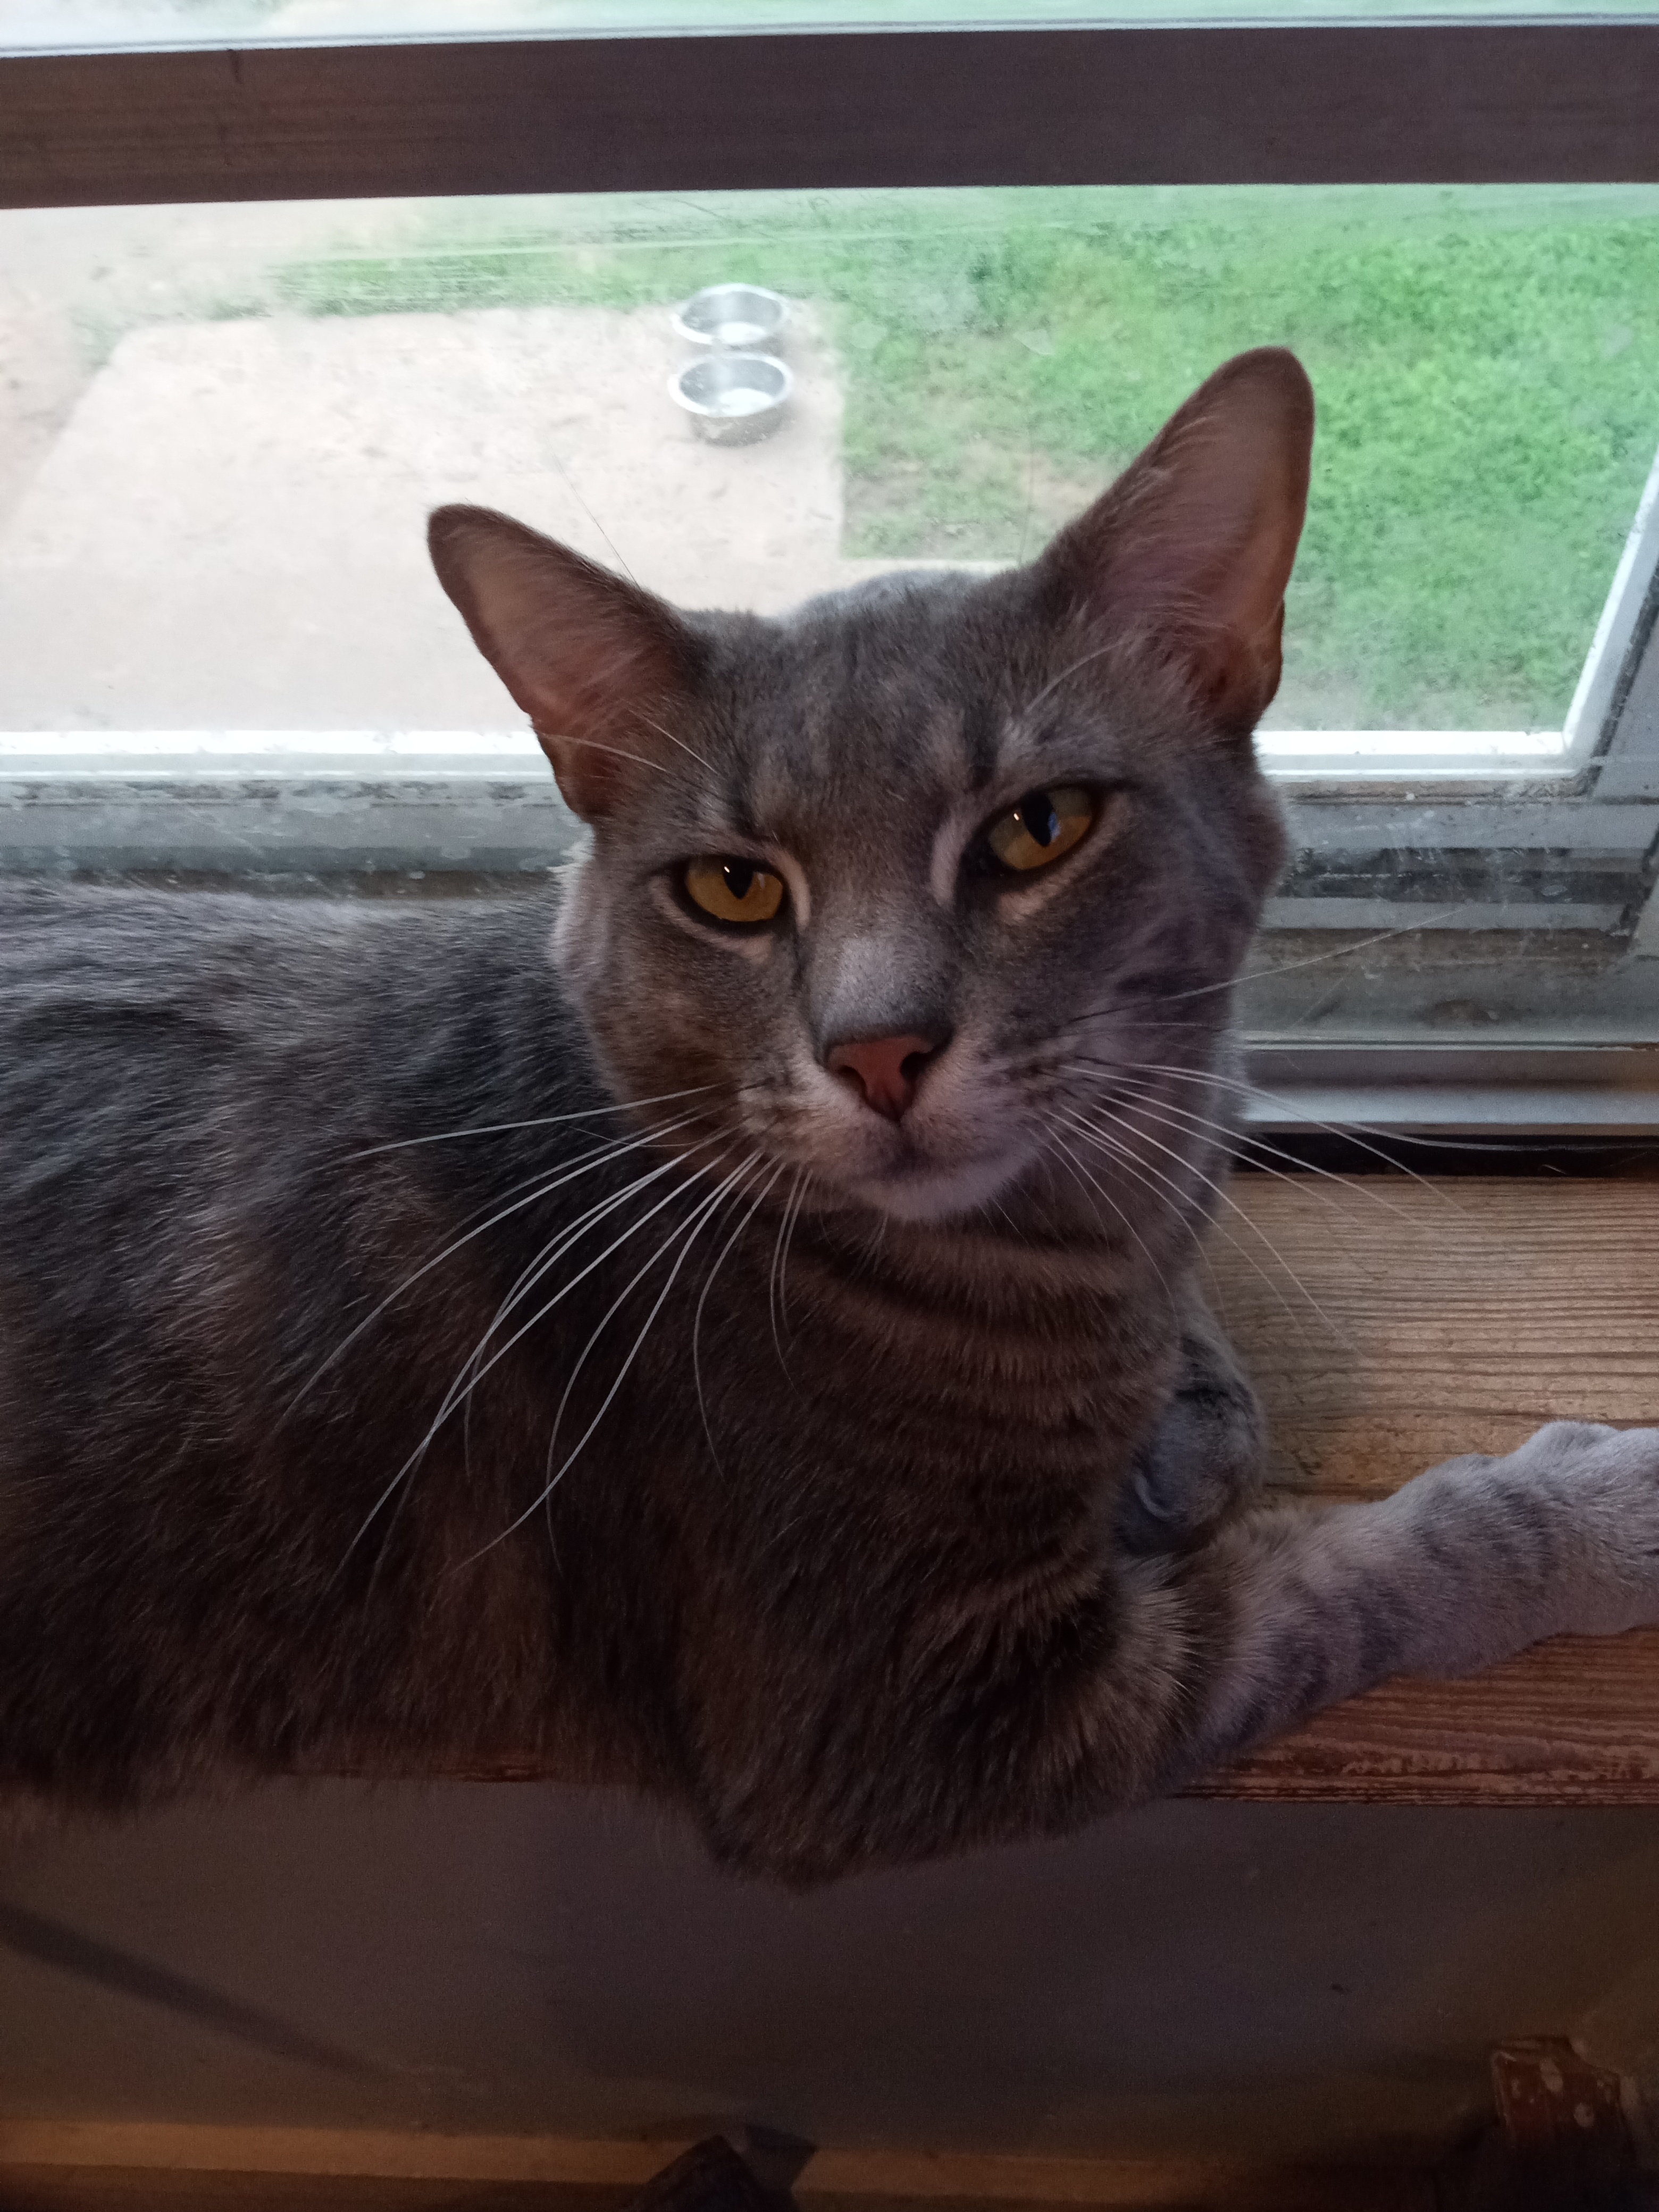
xmin=1267 ymin=445 xmax=1659 ymax=938
xmin=5 ymin=15 xmax=1659 ymax=1137
xmin=6 ymin=23 xmax=1659 ymax=205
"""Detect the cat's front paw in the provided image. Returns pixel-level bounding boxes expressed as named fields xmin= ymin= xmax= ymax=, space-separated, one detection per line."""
xmin=1412 ymin=1420 xmax=1659 ymax=1654
xmin=1492 ymin=1419 xmax=1659 ymax=1638
xmin=1116 ymin=1350 xmax=1267 ymax=1555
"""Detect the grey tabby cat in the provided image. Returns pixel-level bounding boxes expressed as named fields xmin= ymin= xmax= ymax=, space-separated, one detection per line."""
xmin=2 ymin=346 xmax=1656 ymax=1882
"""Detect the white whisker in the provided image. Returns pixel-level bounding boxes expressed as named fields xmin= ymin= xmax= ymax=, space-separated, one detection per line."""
xmin=1108 ymin=1058 xmax=1469 ymax=1210
xmin=1059 ymin=1107 xmax=1342 ymax=1347
xmin=537 ymin=437 xmax=641 ymax=585
xmin=477 ymin=1151 xmax=762 ymax=1556
xmin=561 ymin=734 xmax=674 ymax=778
xmin=693 ymin=1160 xmax=786 ymax=1474
xmin=776 ymin=1169 xmax=811 ymax=1350
xmin=340 ymin=1084 xmax=715 ymax=1162
xmin=768 ymin=1167 xmax=806 ymax=1376
xmin=1053 ymin=906 xmax=1471 ymax=1033
xmin=634 ymin=710 xmax=719 ymax=778
xmin=449 ymin=1138 xmax=732 ymax=1478
xmin=334 ymin=1139 xmax=730 ymax=1574
xmin=1040 ymin=1128 xmax=1180 ymax=1323
xmin=400 ymin=1132 xmax=732 ymax=1466
xmin=1067 ymin=1069 xmax=1425 ymax=1234
xmin=1015 ymin=643 xmax=1121 ymax=730
xmin=287 ymin=1107 xmax=710 ymax=1419
xmin=448 ymin=1133 xmax=723 ymax=1391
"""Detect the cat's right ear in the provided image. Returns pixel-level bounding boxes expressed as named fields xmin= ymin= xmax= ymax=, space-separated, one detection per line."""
xmin=428 ymin=505 xmax=704 ymax=820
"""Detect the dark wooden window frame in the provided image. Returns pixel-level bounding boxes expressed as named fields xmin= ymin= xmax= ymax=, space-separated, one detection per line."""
xmin=5 ymin=24 xmax=1659 ymax=208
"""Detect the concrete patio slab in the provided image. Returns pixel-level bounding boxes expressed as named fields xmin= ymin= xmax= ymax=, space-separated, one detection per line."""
xmin=0 ymin=301 xmax=906 ymax=732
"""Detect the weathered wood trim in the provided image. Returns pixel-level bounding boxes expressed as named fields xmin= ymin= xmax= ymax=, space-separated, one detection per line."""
xmin=1204 ymin=1175 xmax=1659 ymax=1802
xmin=5 ymin=26 xmax=1659 ymax=212
xmin=0 ymin=2121 xmax=1432 ymax=2211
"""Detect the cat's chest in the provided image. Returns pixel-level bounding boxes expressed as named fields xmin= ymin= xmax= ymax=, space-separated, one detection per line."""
xmin=639 ymin=1209 xmax=1177 ymax=1497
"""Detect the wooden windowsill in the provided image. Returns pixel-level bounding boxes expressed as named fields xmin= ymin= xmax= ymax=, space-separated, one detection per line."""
xmin=1196 ymin=1172 xmax=1659 ymax=1804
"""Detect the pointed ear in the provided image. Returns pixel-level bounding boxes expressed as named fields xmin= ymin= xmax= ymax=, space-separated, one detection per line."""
xmin=1040 ymin=347 xmax=1314 ymax=736
xmin=428 ymin=505 xmax=704 ymax=819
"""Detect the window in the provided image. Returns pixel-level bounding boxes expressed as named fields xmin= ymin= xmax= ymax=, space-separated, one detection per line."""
xmin=4 ymin=8 xmax=1659 ymax=1132
xmin=7 ymin=0 xmax=1659 ymax=35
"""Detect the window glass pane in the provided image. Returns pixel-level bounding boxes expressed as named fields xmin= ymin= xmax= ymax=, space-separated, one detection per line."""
xmin=4 ymin=185 xmax=1656 ymax=735
xmin=3 ymin=183 xmax=1657 ymax=1051
xmin=8 ymin=0 xmax=1659 ymax=44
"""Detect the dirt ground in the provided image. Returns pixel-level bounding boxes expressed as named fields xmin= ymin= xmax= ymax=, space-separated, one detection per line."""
xmin=0 ymin=202 xmax=948 ymax=733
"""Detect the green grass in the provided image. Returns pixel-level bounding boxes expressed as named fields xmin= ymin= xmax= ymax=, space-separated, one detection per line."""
xmin=275 ymin=186 xmax=1659 ymax=729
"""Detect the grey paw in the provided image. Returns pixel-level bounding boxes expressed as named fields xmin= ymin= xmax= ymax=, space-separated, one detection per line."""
xmin=1480 ymin=1419 xmax=1659 ymax=1639
xmin=1395 ymin=1420 xmax=1659 ymax=1675
xmin=1116 ymin=1348 xmax=1267 ymax=1555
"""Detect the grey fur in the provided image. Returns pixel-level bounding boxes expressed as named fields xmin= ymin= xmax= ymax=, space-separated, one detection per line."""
xmin=1116 ymin=1287 xmax=1268 ymax=1555
xmin=3 ymin=346 xmax=1658 ymax=1884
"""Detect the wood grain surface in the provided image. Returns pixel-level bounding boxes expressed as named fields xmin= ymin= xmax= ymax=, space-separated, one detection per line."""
xmin=0 ymin=2126 xmax=1433 ymax=2212
xmin=1206 ymin=1175 xmax=1659 ymax=1802
xmin=1214 ymin=1176 xmax=1659 ymax=1498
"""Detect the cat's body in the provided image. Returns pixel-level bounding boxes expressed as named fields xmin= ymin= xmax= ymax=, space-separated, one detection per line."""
xmin=0 ymin=883 xmax=1229 ymax=1870
xmin=4 ymin=348 xmax=1659 ymax=1883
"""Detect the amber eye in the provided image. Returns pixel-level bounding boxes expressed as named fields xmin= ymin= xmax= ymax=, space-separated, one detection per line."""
xmin=984 ymin=785 xmax=1096 ymax=874
xmin=683 ymin=857 xmax=786 ymax=927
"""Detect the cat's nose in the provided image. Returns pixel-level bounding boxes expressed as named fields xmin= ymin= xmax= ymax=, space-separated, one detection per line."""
xmin=824 ymin=1032 xmax=945 ymax=1122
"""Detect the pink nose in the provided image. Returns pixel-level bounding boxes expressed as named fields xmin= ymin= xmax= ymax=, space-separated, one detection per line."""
xmin=825 ymin=1033 xmax=939 ymax=1122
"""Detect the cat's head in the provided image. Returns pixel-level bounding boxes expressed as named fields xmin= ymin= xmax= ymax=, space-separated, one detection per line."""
xmin=430 ymin=347 xmax=1311 ymax=1224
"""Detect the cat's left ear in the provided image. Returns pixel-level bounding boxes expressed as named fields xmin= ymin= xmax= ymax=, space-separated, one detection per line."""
xmin=429 ymin=504 xmax=705 ymax=819
xmin=1039 ymin=346 xmax=1314 ymax=736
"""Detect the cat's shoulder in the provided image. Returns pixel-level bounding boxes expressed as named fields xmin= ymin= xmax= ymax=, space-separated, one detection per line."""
xmin=0 ymin=883 xmax=565 ymax=1038
xmin=0 ymin=881 xmax=547 ymax=956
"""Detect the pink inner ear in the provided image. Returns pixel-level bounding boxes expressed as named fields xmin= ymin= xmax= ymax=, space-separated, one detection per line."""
xmin=1049 ymin=349 xmax=1314 ymax=734
xmin=522 ymin=606 xmax=682 ymax=791
xmin=428 ymin=504 xmax=700 ymax=819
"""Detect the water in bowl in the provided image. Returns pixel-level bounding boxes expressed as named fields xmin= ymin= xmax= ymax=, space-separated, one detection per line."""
xmin=709 ymin=382 xmax=775 ymax=416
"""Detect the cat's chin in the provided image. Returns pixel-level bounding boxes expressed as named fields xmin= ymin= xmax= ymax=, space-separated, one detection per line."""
xmin=839 ymin=1148 xmax=1027 ymax=1226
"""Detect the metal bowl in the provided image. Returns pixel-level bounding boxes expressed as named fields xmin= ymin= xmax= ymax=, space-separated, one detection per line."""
xmin=669 ymin=351 xmax=793 ymax=446
xmin=672 ymin=283 xmax=789 ymax=354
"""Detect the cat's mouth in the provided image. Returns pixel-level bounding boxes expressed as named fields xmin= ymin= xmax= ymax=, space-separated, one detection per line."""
xmin=739 ymin=1048 xmax=1041 ymax=1222
xmin=844 ymin=1144 xmax=1034 ymax=1222
xmin=814 ymin=1107 xmax=1039 ymax=1224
